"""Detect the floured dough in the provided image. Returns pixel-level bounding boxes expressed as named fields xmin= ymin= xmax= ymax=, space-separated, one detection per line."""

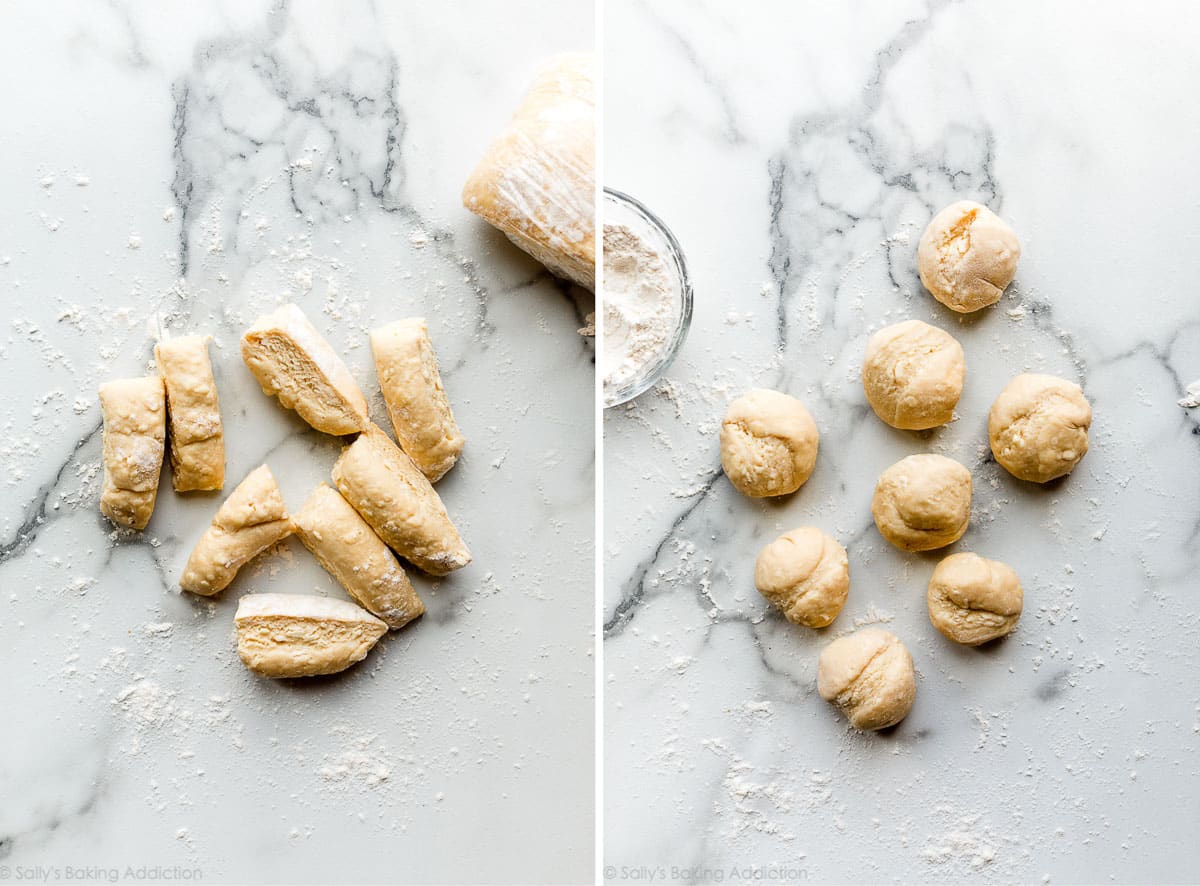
xmin=180 ymin=465 xmax=293 ymax=596
xmin=155 ymin=335 xmax=225 ymax=491
xmin=918 ymin=200 xmax=1021 ymax=313
xmin=720 ymin=388 xmax=819 ymax=498
xmin=862 ymin=319 xmax=965 ymax=430
xmin=754 ymin=526 xmax=849 ymax=628
xmin=99 ymin=376 xmax=166 ymax=530
xmin=927 ymin=552 xmax=1023 ymax=646
xmin=462 ymin=53 xmax=596 ymax=289
xmin=293 ymin=484 xmax=426 ymax=630
xmin=872 ymin=454 xmax=972 ymax=551
xmin=241 ymin=303 xmax=369 ymax=436
xmin=234 ymin=593 xmax=387 ymax=678
xmin=818 ymin=628 xmax=916 ymax=731
xmin=370 ymin=318 xmax=465 ymax=482
xmin=332 ymin=423 xmax=471 ymax=575
xmin=988 ymin=373 xmax=1092 ymax=482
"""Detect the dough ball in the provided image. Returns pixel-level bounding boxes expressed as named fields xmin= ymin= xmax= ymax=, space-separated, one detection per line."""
xmin=862 ymin=320 xmax=965 ymax=429
xmin=988 ymin=373 xmax=1092 ymax=482
xmin=927 ymin=552 xmax=1023 ymax=646
xmin=817 ymin=628 xmax=916 ymax=731
xmin=754 ymin=527 xmax=849 ymax=628
xmin=872 ymin=454 xmax=972 ymax=551
xmin=720 ymin=389 xmax=819 ymax=498
xmin=918 ymin=200 xmax=1020 ymax=313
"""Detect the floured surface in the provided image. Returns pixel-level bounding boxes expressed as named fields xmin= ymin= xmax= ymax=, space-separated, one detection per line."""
xmin=0 ymin=2 xmax=593 ymax=883
xmin=604 ymin=2 xmax=1200 ymax=883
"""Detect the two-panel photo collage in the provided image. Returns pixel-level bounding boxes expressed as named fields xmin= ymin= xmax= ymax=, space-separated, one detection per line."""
xmin=2 ymin=2 xmax=1198 ymax=884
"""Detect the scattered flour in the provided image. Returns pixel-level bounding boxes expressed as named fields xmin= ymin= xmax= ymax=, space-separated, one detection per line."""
xmin=319 ymin=731 xmax=394 ymax=788
xmin=115 ymin=680 xmax=177 ymax=730
xmin=920 ymin=812 xmax=999 ymax=870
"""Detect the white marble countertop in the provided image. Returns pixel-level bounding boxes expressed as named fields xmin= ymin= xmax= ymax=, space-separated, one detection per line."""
xmin=603 ymin=2 xmax=1200 ymax=883
xmin=0 ymin=3 xmax=592 ymax=884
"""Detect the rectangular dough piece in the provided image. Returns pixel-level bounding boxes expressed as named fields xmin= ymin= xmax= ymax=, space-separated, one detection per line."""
xmin=370 ymin=318 xmax=465 ymax=483
xmin=240 ymin=303 xmax=369 ymax=436
xmin=180 ymin=464 xmax=293 ymax=596
xmin=235 ymin=593 xmax=387 ymax=679
xmin=155 ymin=335 xmax=225 ymax=492
xmin=331 ymin=423 xmax=471 ymax=576
xmin=462 ymin=52 xmax=596 ymax=290
xmin=99 ymin=376 xmax=166 ymax=530
xmin=293 ymin=484 xmax=425 ymax=630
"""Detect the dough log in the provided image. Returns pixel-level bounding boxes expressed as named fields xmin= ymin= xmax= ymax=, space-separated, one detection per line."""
xmin=234 ymin=593 xmax=387 ymax=678
xmin=155 ymin=335 xmax=225 ymax=491
xmin=99 ymin=376 xmax=167 ymax=530
xmin=370 ymin=318 xmax=464 ymax=483
xmin=462 ymin=53 xmax=596 ymax=290
xmin=293 ymin=484 xmax=425 ymax=630
xmin=241 ymin=303 xmax=369 ymax=436
xmin=331 ymin=423 xmax=471 ymax=575
xmin=180 ymin=464 xmax=293 ymax=596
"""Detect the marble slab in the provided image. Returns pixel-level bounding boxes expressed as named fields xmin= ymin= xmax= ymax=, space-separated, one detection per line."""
xmin=0 ymin=2 xmax=593 ymax=883
xmin=603 ymin=1 xmax=1200 ymax=883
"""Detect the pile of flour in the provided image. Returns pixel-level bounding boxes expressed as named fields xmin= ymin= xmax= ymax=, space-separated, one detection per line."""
xmin=602 ymin=203 xmax=682 ymax=402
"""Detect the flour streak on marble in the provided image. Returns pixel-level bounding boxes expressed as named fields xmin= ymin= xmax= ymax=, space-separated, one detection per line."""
xmin=604 ymin=1 xmax=1200 ymax=882
xmin=0 ymin=2 xmax=593 ymax=883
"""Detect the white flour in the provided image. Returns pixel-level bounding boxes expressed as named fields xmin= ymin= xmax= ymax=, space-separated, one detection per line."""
xmin=602 ymin=207 xmax=682 ymax=402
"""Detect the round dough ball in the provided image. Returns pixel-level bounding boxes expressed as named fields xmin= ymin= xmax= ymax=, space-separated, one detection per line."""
xmin=927 ymin=552 xmax=1023 ymax=645
xmin=988 ymin=373 xmax=1092 ymax=482
xmin=754 ymin=527 xmax=849 ymax=628
xmin=918 ymin=200 xmax=1021 ymax=313
xmin=817 ymin=628 xmax=916 ymax=731
xmin=720 ymin=389 xmax=819 ymax=498
xmin=872 ymin=454 xmax=972 ymax=551
xmin=862 ymin=320 xmax=965 ymax=429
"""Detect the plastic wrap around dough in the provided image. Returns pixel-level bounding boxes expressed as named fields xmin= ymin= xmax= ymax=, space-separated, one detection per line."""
xmin=462 ymin=52 xmax=595 ymax=290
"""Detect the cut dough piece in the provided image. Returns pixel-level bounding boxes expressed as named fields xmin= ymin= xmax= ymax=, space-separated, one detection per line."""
xmin=462 ymin=53 xmax=596 ymax=290
xmin=754 ymin=527 xmax=849 ymax=628
xmin=818 ymin=628 xmax=916 ymax=731
xmin=988 ymin=373 xmax=1092 ymax=483
xmin=155 ymin=335 xmax=225 ymax=491
xmin=180 ymin=465 xmax=293 ymax=596
xmin=872 ymin=454 xmax=972 ymax=552
xmin=918 ymin=200 xmax=1020 ymax=313
xmin=370 ymin=318 xmax=465 ymax=483
xmin=927 ymin=552 xmax=1023 ymax=646
xmin=99 ymin=376 xmax=166 ymax=530
xmin=861 ymin=320 xmax=965 ymax=430
xmin=293 ymin=484 xmax=425 ymax=630
xmin=720 ymin=388 xmax=819 ymax=498
xmin=234 ymin=593 xmax=387 ymax=679
xmin=332 ymin=423 xmax=471 ymax=575
xmin=241 ymin=303 xmax=369 ymax=436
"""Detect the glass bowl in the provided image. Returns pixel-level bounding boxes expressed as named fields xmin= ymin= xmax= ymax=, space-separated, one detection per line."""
xmin=602 ymin=188 xmax=693 ymax=407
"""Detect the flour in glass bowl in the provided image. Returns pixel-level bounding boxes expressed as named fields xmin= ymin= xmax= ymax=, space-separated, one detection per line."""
xmin=602 ymin=191 xmax=689 ymax=404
